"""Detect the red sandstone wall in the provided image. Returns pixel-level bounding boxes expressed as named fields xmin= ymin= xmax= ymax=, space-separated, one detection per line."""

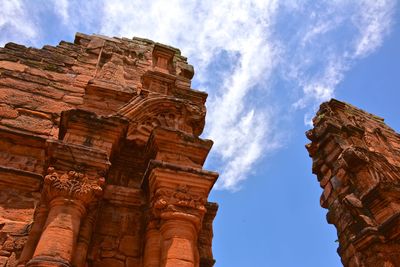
xmin=0 ymin=33 xmax=217 ymax=267
xmin=307 ymin=99 xmax=400 ymax=267
xmin=0 ymin=33 xmax=194 ymax=138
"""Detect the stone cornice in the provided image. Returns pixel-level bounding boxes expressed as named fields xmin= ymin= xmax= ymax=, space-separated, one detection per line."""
xmin=119 ymin=94 xmax=206 ymax=143
xmin=142 ymin=159 xmax=218 ymax=191
xmin=0 ymin=166 xmax=42 ymax=191
xmin=46 ymin=139 xmax=110 ymax=173
xmin=59 ymin=109 xmax=129 ymax=158
xmin=145 ymin=127 xmax=213 ymax=168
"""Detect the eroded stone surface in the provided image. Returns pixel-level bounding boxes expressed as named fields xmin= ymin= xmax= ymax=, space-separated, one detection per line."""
xmin=307 ymin=99 xmax=400 ymax=267
xmin=0 ymin=33 xmax=218 ymax=267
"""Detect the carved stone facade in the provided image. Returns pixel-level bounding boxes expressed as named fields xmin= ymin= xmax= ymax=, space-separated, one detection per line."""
xmin=0 ymin=33 xmax=218 ymax=267
xmin=306 ymin=99 xmax=400 ymax=267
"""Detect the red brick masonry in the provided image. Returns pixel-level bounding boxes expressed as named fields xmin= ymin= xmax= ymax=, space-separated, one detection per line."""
xmin=0 ymin=33 xmax=218 ymax=267
xmin=307 ymin=99 xmax=400 ymax=267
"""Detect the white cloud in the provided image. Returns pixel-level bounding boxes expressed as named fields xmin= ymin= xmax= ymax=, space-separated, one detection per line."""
xmin=51 ymin=0 xmax=398 ymax=190
xmin=52 ymin=0 xmax=69 ymax=25
xmin=352 ymin=0 xmax=395 ymax=58
xmin=49 ymin=0 xmax=104 ymax=34
xmin=0 ymin=0 xmax=396 ymax=190
xmin=99 ymin=0 xmax=281 ymax=190
xmin=0 ymin=0 xmax=38 ymax=46
xmin=284 ymin=1 xmax=395 ymax=109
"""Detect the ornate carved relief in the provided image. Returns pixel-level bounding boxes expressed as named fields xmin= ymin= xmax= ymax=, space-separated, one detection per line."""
xmin=0 ymin=32 xmax=218 ymax=267
xmin=119 ymin=95 xmax=206 ymax=144
xmin=152 ymin=185 xmax=207 ymax=216
xmin=141 ymin=70 xmax=176 ymax=95
xmin=44 ymin=167 xmax=105 ymax=205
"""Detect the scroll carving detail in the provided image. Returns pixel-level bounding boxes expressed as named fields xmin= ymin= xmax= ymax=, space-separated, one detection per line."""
xmin=44 ymin=167 xmax=105 ymax=205
xmin=152 ymin=185 xmax=207 ymax=215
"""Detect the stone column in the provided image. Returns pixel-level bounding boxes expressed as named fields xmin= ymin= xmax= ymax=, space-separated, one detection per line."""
xmin=141 ymin=127 xmax=218 ymax=267
xmin=144 ymin=161 xmax=217 ymax=267
xmin=143 ymin=219 xmax=162 ymax=267
xmin=159 ymin=213 xmax=200 ymax=267
xmin=72 ymin=206 xmax=97 ymax=267
xmin=27 ymin=168 xmax=104 ymax=267
xmin=198 ymin=202 xmax=218 ymax=267
xmin=18 ymin=204 xmax=49 ymax=265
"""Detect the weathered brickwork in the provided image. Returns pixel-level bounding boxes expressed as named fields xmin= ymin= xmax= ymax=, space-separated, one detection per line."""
xmin=0 ymin=33 xmax=218 ymax=267
xmin=306 ymin=99 xmax=400 ymax=267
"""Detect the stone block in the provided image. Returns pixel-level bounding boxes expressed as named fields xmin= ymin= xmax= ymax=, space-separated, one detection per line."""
xmin=119 ymin=235 xmax=140 ymax=257
xmin=97 ymin=258 xmax=124 ymax=267
xmin=126 ymin=257 xmax=140 ymax=267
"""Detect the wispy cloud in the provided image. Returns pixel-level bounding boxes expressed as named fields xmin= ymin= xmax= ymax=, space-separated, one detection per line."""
xmin=98 ymin=0 xmax=396 ymax=189
xmin=281 ymin=1 xmax=396 ymax=113
xmin=99 ymin=0 xmax=282 ymax=190
xmin=50 ymin=0 xmax=103 ymax=34
xmin=0 ymin=0 xmax=38 ymax=46
xmin=52 ymin=0 xmax=69 ymax=25
xmin=352 ymin=0 xmax=396 ymax=58
xmin=0 ymin=0 xmax=396 ymax=190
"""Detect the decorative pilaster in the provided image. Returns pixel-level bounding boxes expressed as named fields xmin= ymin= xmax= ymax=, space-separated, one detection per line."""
xmin=143 ymin=219 xmax=162 ymax=267
xmin=21 ymin=109 xmax=128 ymax=267
xmin=27 ymin=168 xmax=105 ymax=267
xmin=72 ymin=205 xmax=98 ymax=267
xmin=146 ymin=163 xmax=217 ymax=267
xmin=18 ymin=203 xmax=49 ymax=265
xmin=198 ymin=203 xmax=218 ymax=267
xmin=142 ymin=127 xmax=218 ymax=267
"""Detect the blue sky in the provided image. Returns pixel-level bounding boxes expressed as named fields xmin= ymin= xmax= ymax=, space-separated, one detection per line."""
xmin=1 ymin=1 xmax=399 ymax=266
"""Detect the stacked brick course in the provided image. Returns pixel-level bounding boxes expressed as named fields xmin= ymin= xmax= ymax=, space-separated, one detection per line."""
xmin=0 ymin=33 xmax=218 ymax=267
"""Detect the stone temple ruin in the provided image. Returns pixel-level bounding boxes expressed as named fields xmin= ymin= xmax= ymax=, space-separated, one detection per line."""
xmin=307 ymin=99 xmax=400 ymax=267
xmin=0 ymin=33 xmax=218 ymax=267
xmin=1 ymin=32 xmax=400 ymax=267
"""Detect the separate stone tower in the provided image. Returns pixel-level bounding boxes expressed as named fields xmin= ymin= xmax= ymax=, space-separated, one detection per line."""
xmin=306 ymin=99 xmax=400 ymax=267
xmin=0 ymin=33 xmax=218 ymax=267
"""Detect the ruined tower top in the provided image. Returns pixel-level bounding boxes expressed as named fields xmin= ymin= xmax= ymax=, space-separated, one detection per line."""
xmin=306 ymin=99 xmax=400 ymax=266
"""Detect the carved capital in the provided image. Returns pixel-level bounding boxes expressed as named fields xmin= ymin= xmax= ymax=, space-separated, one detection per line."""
xmin=151 ymin=185 xmax=207 ymax=229
xmin=44 ymin=167 xmax=105 ymax=205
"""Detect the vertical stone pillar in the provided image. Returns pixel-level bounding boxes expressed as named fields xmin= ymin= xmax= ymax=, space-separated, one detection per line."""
xmin=18 ymin=204 xmax=49 ymax=265
xmin=142 ymin=127 xmax=218 ymax=267
xmin=159 ymin=215 xmax=200 ymax=267
xmin=144 ymin=162 xmax=217 ymax=267
xmin=306 ymin=99 xmax=400 ymax=267
xmin=198 ymin=203 xmax=218 ymax=267
xmin=24 ymin=108 xmax=126 ymax=266
xmin=27 ymin=169 xmax=104 ymax=267
xmin=72 ymin=206 xmax=97 ymax=267
xmin=143 ymin=219 xmax=162 ymax=267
